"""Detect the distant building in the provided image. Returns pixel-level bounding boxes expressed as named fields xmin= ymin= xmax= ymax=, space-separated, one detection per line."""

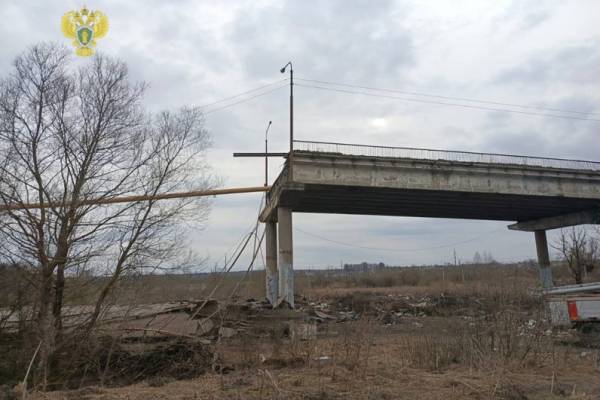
xmin=343 ymin=262 xmax=385 ymax=273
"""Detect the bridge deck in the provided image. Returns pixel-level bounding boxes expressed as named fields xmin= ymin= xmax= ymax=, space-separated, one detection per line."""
xmin=260 ymin=141 xmax=600 ymax=225
xmin=293 ymin=140 xmax=600 ymax=172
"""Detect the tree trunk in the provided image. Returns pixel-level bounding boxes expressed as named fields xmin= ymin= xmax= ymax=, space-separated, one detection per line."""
xmin=574 ymin=267 xmax=583 ymax=284
xmin=36 ymin=267 xmax=55 ymax=389
xmin=53 ymin=264 xmax=65 ymax=343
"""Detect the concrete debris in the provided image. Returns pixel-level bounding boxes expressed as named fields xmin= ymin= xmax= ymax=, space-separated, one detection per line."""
xmin=300 ymin=293 xmax=487 ymax=325
xmin=288 ymin=321 xmax=317 ymax=340
xmin=337 ymin=311 xmax=359 ymax=322
xmin=381 ymin=311 xmax=404 ymax=325
xmin=1 ymin=298 xmax=300 ymax=342
xmin=312 ymin=310 xmax=336 ymax=320
xmin=2 ymin=293 xmax=488 ymax=345
xmin=198 ymin=319 xmax=215 ymax=335
xmin=1 ymin=300 xmax=218 ymax=333
xmin=116 ymin=313 xmax=205 ymax=339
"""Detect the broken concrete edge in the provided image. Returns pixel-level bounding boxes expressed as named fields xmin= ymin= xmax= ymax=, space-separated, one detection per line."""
xmin=508 ymin=209 xmax=600 ymax=231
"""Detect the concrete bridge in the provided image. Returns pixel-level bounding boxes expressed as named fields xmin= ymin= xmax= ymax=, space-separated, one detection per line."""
xmin=260 ymin=141 xmax=600 ymax=307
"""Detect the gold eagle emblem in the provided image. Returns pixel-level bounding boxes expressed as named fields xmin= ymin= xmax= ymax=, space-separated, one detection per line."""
xmin=61 ymin=7 xmax=109 ymax=57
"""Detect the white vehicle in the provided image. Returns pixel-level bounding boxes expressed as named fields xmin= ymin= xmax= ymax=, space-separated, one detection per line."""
xmin=546 ymin=282 xmax=600 ymax=327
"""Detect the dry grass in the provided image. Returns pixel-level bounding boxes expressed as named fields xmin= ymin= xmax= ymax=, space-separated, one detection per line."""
xmin=5 ymin=262 xmax=600 ymax=399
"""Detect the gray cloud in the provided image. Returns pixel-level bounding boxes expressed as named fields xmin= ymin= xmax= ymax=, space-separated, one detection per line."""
xmin=492 ymin=0 xmax=556 ymax=33
xmin=229 ymin=0 xmax=415 ymax=82
xmin=495 ymin=43 xmax=600 ymax=87
xmin=1 ymin=0 xmax=598 ymax=269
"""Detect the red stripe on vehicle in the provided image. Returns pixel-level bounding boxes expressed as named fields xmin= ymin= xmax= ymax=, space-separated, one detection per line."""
xmin=567 ymin=301 xmax=579 ymax=321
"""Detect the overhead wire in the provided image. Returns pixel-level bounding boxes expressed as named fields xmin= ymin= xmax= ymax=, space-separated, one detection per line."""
xmin=203 ymin=84 xmax=288 ymax=115
xmin=194 ymin=75 xmax=599 ymax=121
xmin=191 ymin=75 xmax=598 ymax=122
xmin=294 ymin=226 xmax=505 ymax=253
xmin=296 ymin=77 xmax=598 ymax=116
xmin=295 ymin=82 xmax=600 ymax=123
xmin=198 ymin=78 xmax=287 ymax=109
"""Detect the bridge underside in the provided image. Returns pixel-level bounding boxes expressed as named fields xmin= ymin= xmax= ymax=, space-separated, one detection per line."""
xmin=260 ymin=149 xmax=600 ymax=307
xmin=268 ymin=183 xmax=600 ymax=222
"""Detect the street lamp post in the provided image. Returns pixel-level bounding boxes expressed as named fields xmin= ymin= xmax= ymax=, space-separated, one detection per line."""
xmin=264 ymin=121 xmax=272 ymax=187
xmin=280 ymin=62 xmax=293 ymax=181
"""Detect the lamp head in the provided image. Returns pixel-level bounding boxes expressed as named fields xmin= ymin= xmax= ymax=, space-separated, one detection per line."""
xmin=280 ymin=61 xmax=292 ymax=74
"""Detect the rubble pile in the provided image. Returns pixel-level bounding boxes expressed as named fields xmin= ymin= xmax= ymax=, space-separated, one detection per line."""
xmin=298 ymin=293 xmax=487 ymax=326
xmin=0 ymin=293 xmax=490 ymax=341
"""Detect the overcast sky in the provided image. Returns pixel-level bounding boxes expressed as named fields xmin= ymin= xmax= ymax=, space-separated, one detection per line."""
xmin=1 ymin=1 xmax=599 ymax=270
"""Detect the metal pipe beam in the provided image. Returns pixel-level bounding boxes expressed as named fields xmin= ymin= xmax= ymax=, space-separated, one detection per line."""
xmin=544 ymin=281 xmax=600 ymax=295
xmin=0 ymin=186 xmax=270 ymax=211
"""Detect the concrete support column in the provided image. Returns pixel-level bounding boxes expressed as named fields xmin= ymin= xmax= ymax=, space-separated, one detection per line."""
xmin=265 ymin=222 xmax=278 ymax=305
xmin=277 ymin=207 xmax=294 ymax=307
xmin=534 ymin=230 xmax=554 ymax=289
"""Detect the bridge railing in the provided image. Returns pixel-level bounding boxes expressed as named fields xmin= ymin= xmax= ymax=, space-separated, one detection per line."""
xmin=293 ymin=140 xmax=600 ymax=172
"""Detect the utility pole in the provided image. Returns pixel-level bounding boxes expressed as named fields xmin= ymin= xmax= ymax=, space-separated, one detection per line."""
xmin=280 ymin=62 xmax=293 ymax=181
xmin=264 ymin=121 xmax=272 ymax=187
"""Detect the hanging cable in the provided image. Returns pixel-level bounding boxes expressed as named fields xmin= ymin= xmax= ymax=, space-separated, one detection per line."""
xmin=296 ymin=77 xmax=598 ymax=116
xmin=188 ymin=194 xmax=266 ymax=319
xmin=227 ymin=227 xmax=265 ymax=299
xmin=295 ymin=83 xmax=600 ymax=123
xmin=294 ymin=226 xmax=505 ymax=252
xmin=203 ymin=84 xmax=287 ymax=115
xmin=197 ymin=79 xmax=287 ymax=109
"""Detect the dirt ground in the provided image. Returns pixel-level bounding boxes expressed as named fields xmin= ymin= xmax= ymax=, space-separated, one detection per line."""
xmin=19 ymin=283 xmax=600 ymax=400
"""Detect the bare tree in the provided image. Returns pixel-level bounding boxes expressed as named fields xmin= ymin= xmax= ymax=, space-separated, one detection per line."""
xmin=0 ymin=42 xmax=212 ymax=385
xmin=483 ymin=251 xmax=495 ymax=264
xmin=553 ymin=227 xmax=599 ymax=284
